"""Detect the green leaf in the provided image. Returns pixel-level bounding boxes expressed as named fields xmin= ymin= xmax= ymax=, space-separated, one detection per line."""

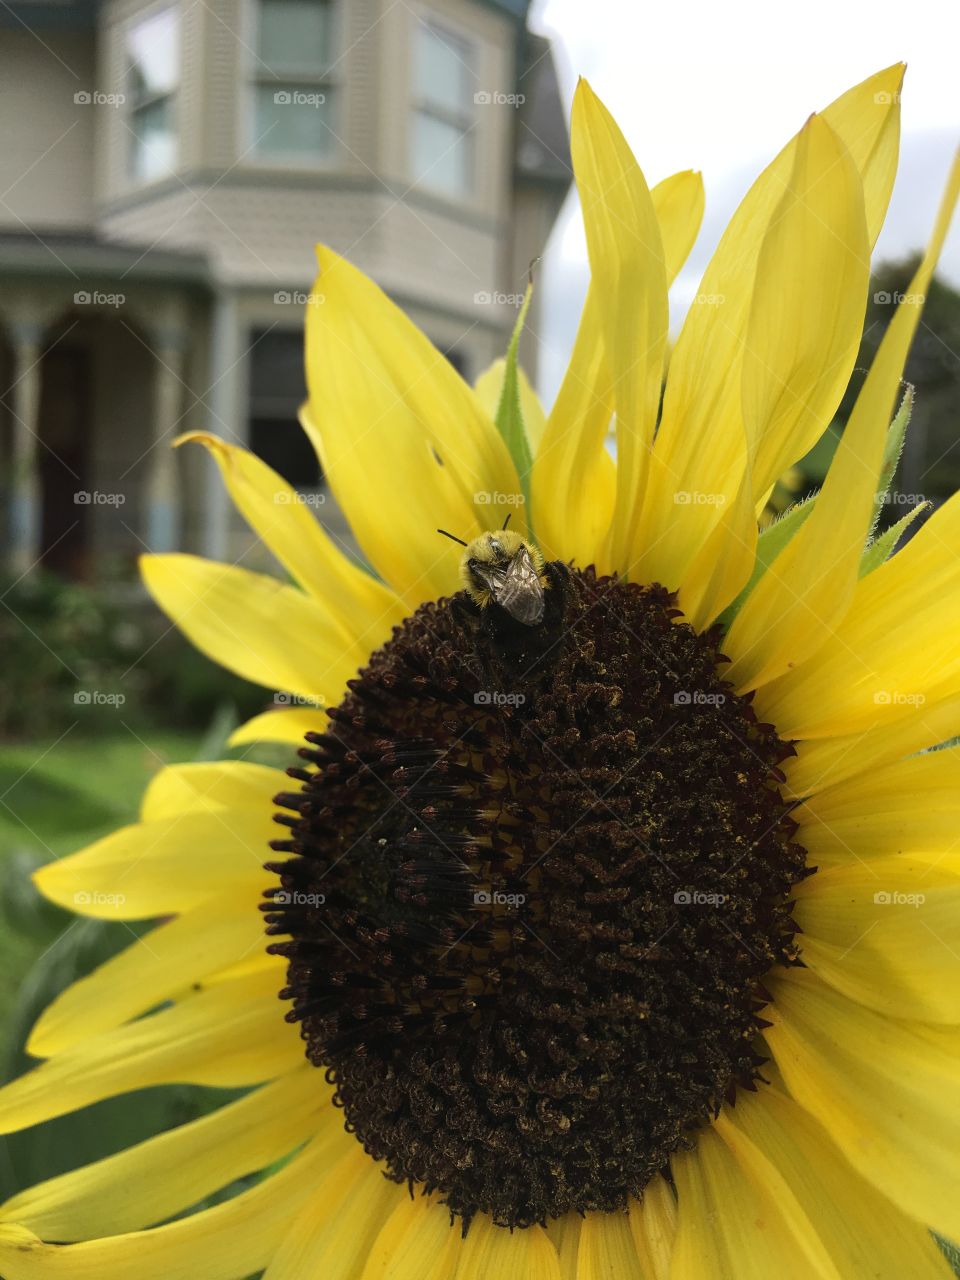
xmin=494 ymin=281 xmax=535 ymax=512
xmin=871 ymin=383 xmax=914 ymax=530
xmin=859 ymin=501 xmax=929 ymax=577
xmin=718 ymin=389 xmax=916 ymax=630
xmin=717 ymin=494 xmax=817 ymax=630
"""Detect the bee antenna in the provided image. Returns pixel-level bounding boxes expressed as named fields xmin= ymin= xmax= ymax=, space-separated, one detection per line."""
xmin=437 ymin=528 xmax=468 ymax=547
xmin=502 ymin=513 xmax=512 ymax=531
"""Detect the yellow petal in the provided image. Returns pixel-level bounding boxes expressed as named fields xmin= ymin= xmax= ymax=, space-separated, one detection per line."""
xmin=758 ymin=491 xmax=960 ymax=740
xmin=140 ymin=760 xmax=284 ymax=821
xmin=794 ymin=854 xmax=960 ymax=1020
xmin=726 ymin=143 xmax=959 ymax=694
xmin=530 ymin=281 xmax=617 ymax=569
xmin=303 ymin=247 xmax=523 ymax=609
xmin=632 ymin=66 xmax=902 ymax=598
xmin=628 ymin=1179 xmax=676 ymax=1280
xmin=577 ymin=1211 xmax=647 ymax=1279
xmin=0 ymin=1127 xmax=338 ymax=1280
xmin=0 ymin=968 xmax=302 ymax=1132
xmin=670 ymin=1121 xmax=837 ymax=1279
xmin=794 ymin=748 xmax=960 ymax=864
xmin=175 ymin=433 xmax=405 ymax=652
xmin=28 ymin=896 xmax=267 ymax=1056
xmin=532 ymin=170 xmax=703 ymax=571
xmin=727 ymin=1087 xmax=952 ymax=1280
xmin=571 ymin=79 xmax=668 ymax=573
xmin=34 ymin=809 xmax=272 ymax=919
xmin=360 ymin=1192 xmax=460 ymax=1280
xmin=263 ymin=1148 xmax=398 ymax=1280
xmin=474 ymin=358 xmax=547 ymax=454
xmin=141 ymin=553 xmax=361 ymax=705
xmin=229 ymin=705 xmax=328 ymax=746
xmin=821 ymin=63 xmax=903 ymax=248
xmin=453 ymin=1216 xmax=560 ymax=1279
xmin=743 ymin=115 xmax=869 ymax=502
xmin=782 ymin=690 xmax=960 ymax=798
xmin=545 ymin=1213 xmax=581 ymax=1280
xmin=0 ymin=1069 xmax=336 ymax=1241
xmin=765 ymin=965 xmax=960 ymax=1242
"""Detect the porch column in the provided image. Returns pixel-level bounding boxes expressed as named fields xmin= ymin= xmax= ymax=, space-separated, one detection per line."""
xmin=203 ymin=290 xmax=241 ymax=562
xmin=8 ymin=323 xmax=43 ymax=575
xmin=145 ymin=330 xmax=187 ymax=553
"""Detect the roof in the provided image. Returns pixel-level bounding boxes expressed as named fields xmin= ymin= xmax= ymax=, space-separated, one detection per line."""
xmin=514 ymin=34 xmax=572 ymax=186
xmin=0 ymin=230 xmax=211 ymax=286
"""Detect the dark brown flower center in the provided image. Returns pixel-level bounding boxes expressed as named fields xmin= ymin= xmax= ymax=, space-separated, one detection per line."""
xmin=263 ymin=566 xmax=807 ymax=1229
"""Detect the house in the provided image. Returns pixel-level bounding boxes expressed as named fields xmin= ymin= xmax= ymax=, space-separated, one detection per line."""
xmin=0 ymin=0 xmax=570 ymax=578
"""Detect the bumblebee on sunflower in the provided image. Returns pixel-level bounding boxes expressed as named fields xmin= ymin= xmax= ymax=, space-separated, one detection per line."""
xmin=1 ymin=64 xmax=959 ymax=1280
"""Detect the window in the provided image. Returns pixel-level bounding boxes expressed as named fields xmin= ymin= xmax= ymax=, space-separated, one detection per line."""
xmin=411 ymin=23 xmax=474 ymax=198
xmin=253 ymin=0 xmax=335 ymax=159
xmin=126 ymin=7 xmax=179 ymax=182
xmin=248 ymin=329 xmax=321 ymax=489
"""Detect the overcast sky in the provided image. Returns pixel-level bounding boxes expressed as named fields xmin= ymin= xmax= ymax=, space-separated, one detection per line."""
xmin=529 ymin=0 xmax=960 ymax=401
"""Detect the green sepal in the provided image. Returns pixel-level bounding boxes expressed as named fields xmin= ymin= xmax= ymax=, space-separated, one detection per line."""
xmin=717 ymin=495 xmax=817 ymax=630
xmin=494 ymin=281 xmax=535 ymax=512
xmin=859 ymin=501 xmax=929 ymax=577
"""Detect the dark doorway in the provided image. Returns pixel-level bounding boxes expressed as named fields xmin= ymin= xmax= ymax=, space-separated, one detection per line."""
xmin=38 ymin=345 xmax=92 ymax=578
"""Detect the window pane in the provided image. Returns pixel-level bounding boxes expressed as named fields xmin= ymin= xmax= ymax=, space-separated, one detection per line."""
xmin=412 ymin=111 xmax=470 ymax=195
xmin=130 ymin=100 xmax=175 ymax=181
xmin=415 ymin=24 xmax=470 ymax=115
xmin=258 ymin=0 xmax=331 ymax=75
xmin=254 ymin=84 xmax=333 ymax=156
xmin=127 ymin=8 xmax=179 ymax=102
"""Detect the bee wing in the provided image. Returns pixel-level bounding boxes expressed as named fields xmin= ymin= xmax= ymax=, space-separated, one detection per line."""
xmin=495 ymin=546 xmax=545 ymax=626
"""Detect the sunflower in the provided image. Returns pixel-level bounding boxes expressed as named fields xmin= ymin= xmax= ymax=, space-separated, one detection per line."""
xmin=2 ymin=64 xmax=960 ymax=1279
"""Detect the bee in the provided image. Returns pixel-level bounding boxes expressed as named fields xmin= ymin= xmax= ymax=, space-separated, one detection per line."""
xmin=438 ymin=518 xmax=548 ymax=627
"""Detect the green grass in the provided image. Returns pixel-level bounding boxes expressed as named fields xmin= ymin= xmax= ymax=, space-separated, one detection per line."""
xmin=0 ymin=730 xmax=198 ymax=1038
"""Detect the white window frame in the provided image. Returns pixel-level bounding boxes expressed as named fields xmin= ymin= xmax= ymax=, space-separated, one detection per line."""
xmin=409 ymin=18 xmax=476 ymax=200
xmin=245 ymin=0 xmax=340 ymax=167
xmin=124 ymin=3 xmax=180 ymax=186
